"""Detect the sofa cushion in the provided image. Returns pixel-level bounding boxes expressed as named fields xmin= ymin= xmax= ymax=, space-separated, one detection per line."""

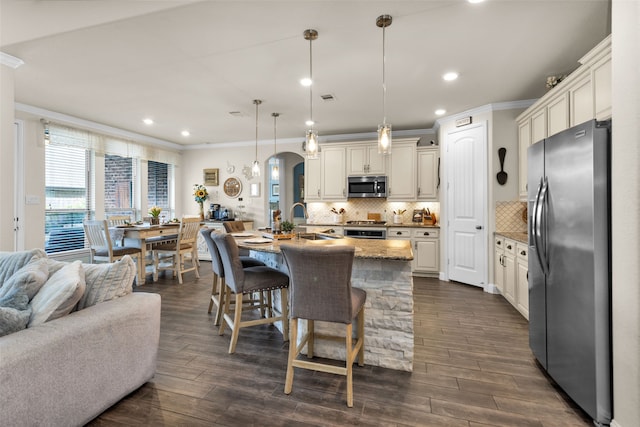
xmin=0 ymin=258 xmax=49 ymax=301
xmin=0 ymin=249 xmax=47 ymax=287
xmin=28 ymin=261 xmax=86 ymax=327
xmin=76 ymin=256 xmax=135 ymax=310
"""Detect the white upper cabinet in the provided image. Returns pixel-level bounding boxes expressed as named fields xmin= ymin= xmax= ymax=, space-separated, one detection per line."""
xmin=321 ymin=146 xmax=347 ymax=200
xmin=517 ymin=35 xmax=611 ymax=201
xmin=417 ymin=148 xmax=439 ymax=200
xmin=304 ymin=156 xmax=322 ymax=201
xmin=346 ymin=144 xmax=386 ymax=175
xmin=387 ymin=140 xmax=417 ymax=200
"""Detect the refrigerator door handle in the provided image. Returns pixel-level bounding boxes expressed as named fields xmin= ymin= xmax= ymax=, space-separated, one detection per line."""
xmin=532 ymin=177 xmax=549 ymax=276
xmin=538 ymin=177 xmax=550 ymax=276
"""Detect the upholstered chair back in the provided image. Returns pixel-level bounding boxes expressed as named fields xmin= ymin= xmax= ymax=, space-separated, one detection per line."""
xmin=212 ymin=233 xmax=246 ymax=293
xmin=281 ymin=245 xmax=356 ymax=324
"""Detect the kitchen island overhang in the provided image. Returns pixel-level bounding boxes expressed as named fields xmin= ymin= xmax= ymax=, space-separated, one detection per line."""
xmin=237 ymin=236 xmax=414 ymax=372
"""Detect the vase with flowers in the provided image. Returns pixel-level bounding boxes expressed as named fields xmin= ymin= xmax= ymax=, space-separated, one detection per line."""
xmin=148 ymin=206 xmax=162 ymax=225
xmin=193 ymin=184 xmax=209 ymax=220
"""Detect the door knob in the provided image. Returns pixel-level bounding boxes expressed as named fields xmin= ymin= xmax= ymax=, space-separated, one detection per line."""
xmin=475 ymin=225 xmax=482 ymax=230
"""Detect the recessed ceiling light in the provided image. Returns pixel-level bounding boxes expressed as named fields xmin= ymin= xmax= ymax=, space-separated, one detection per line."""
xmin=443 ymin=72 xmax=459 ymax=81
xmin=305 ymin=119 xmax=314 ymax=126
xmin=300 ymin=78 xmax=312 ymax=87
xmin=143 ymin=118 xmax=153 ymax=125
xmin=435 ymin=109 xmax=446 ymax=116
xmin=181 ymin=130 xmax=190 ymax=137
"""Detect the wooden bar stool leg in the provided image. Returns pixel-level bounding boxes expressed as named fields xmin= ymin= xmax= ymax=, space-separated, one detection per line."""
xmin=346 ymin=323 xmax=354 ymax=408
xmin=214 ymin=277 xmax=225 ymax=326
xmin=208 ymin=272 xmax=218 ymax=313
xmin=307 ymin=319 xmax=314 ymax=358
xmin=228 ymin=293 xmax=244 ymax=354
xmin=281 ymin=288 xmax=288 ymax=341
xmin=357 ymin=309 xmax=365 ymax=366
xmin=219 ymin=286 xmax=231 ymax=336
xmin=284 ymin=318 xmax=298 ymax=395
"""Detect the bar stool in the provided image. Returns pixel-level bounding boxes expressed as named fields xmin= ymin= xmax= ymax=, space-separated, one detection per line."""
xmin=199 ymin=229 xmax=265 ymax=325
xmin=212 ymin=233 xmax=289 ymax=354
xmin=280 ymin=244 xmax=366 ymax=407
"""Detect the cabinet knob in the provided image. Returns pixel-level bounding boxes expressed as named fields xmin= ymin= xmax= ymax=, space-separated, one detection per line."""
xmin=497 ymin=241 xmax=501 ymax=245
xmin=520 ymin=250 xmax=526 ymax=255
xmin=507 ymin=244 xmax=512 ymax=249
xmin=423 ymin=232 xmax=429 ymax=236
xmin=396 ymin=231 xmax=402 ymax=235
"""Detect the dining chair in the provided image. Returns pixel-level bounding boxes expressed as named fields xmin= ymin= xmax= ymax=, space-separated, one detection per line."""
xmin=83 ymin=219 xmax=144 ymax=283
xmin=280 ymin=244 xmax=366 ymax=407
xmin=199 ymin=229 xmax=266 ymax=325
xmin=153 ymin=217 xmax=201 ymax=284
xmin=212 ymin=233 xmax=289 ymax=354
xmin=106 ymin=215 xmax=130 ymax=226
xmin=106 ymin=215 xmax=131 ymax=247
xmin=222 ymin=221 xmax=245 ymax=233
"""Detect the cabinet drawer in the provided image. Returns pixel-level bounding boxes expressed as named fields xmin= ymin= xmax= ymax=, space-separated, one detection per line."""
xmin=387 ymin=228 xmax=411 ymax=239
xmin=516 ymin=243 xmax=528 ymax=261
xmin=412 ymin=228 xmax=439 ymax=239
xmin=504 ymin=238 xmax=517 ymax=256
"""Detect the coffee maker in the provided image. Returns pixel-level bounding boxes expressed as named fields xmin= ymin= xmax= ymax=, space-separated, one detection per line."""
xmin=209 ymin=204 xmax=220 ymax=220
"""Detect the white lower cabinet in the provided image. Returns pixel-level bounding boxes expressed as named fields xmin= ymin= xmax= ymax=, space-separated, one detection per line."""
xmin=412 ymin=228 xmax=439 ymax=274
xmin=494 ymin=236 xmax=528 ymax=319
xmin=515 ymin=243 xmax=529 ymax=319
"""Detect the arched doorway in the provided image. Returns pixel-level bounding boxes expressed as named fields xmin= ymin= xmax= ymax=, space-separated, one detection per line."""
xmin=266 ymin=152 xmax=305 ymax=227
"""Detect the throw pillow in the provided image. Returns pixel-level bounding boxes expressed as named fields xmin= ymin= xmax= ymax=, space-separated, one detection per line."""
xmin=0 ymin=286 xmax=31 ymax=336
xmin=28 ymin=260 xmax=86 ymax=327
xmin=0 ymin=249 xmax=47 ymax=287
xmin=0 ymin=306 xmax=32 ymax=337
xmin=0 ymin=258 xmax=49 ymax=301
xmin=76 ymin=255 xmax=135 ymax=310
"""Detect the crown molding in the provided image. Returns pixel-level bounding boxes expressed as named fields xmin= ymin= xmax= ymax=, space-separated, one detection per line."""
xmin=15 ymin=103 xmax=182 ymax=151
xmin=436 ymin=99 xmax=537 ymax=127
xmin=0 ymin=52 xmax=24 ymax=69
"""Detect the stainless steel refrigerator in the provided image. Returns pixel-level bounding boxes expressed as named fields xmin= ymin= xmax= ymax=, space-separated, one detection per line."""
xmin=528 ymin=119 xmax=612 ymax=425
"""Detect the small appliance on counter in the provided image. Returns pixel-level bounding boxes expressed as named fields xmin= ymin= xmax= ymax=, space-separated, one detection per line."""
xmin=208 ymin=204 xmax=221 ymax=220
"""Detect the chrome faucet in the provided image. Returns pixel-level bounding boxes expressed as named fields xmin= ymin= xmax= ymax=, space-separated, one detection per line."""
xmin=289 ymin=202 xmax=309 ymax=222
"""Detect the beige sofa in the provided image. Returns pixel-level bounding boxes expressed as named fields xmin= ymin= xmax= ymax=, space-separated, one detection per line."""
xmin=0 ymin=250 xmax=161 ymax=426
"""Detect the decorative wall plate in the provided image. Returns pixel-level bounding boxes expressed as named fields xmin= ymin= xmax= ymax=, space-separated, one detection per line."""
xmin=223 ymin=177 xmax=242 ymax=198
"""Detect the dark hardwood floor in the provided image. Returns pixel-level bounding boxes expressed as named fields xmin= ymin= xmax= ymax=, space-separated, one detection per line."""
xmin=89 ymin=263 xmax=591 ymax=426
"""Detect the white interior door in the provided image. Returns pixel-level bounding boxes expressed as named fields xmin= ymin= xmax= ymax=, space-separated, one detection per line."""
xmin=446 ymin=122 xmax=487 ymax=287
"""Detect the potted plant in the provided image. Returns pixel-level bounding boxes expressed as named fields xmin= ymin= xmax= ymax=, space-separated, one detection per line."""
xmin=148 ymin=206 xmax=162 ymax=225
xmin=280 ymin=220 xmax=296 ymax=234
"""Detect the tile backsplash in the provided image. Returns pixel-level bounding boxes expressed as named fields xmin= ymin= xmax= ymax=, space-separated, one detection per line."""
xmin=495 ymin=201 xmax=527 ymax=232
xmin=306 ymin=200 xmax=440 ymax=224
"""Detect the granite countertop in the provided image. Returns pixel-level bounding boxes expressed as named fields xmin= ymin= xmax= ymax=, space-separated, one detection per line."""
xmin=304 ymin=222 xmax=439 ymax=229
xmin=495 ymin=231 xmax=528 ymax=244
xmin=235 ymin=235 xmax=413 ymax=261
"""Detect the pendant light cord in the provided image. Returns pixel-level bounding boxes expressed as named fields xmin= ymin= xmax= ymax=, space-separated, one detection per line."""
xmin=254 ymin=100 xmax=259 ymax=160
xmin=382 ymin=23 xmax=387 ymax=126
xmin=309 ymin=36 xmax=313 ymax=130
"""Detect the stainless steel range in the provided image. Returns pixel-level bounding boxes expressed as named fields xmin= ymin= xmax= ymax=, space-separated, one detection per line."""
xmin=343 ymin=220 xmax=387 ymax=239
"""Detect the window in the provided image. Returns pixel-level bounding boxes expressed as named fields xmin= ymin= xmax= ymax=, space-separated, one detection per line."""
xmin=105 ymin=154 xmax=136 ymax=219
xmin=45 ymin=143 xmax=91 ymax=253
xmin=148 ymin=160 xmax=173 ymax=221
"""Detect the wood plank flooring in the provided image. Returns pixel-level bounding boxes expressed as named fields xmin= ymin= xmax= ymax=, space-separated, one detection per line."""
xmin=88 ymin=264 xmax=591 ymax=426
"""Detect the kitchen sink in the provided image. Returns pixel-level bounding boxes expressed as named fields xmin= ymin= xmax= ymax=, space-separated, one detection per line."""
xmin=297 ymin=232 xmax=342 ymax=240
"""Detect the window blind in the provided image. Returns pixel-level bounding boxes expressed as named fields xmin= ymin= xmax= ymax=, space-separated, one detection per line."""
xmin=148 ymin=160 xmax=174 ymax=220
xmin=45 ymin=143 xmax=91 ymax=253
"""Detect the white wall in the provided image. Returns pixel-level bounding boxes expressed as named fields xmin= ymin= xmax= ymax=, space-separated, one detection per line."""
xmin=611 ymin=1 xmax=640 ymax=425
xmin=180 ymin=140 xmax=305 ymax=228
xmin=0 ymin=63 xmax=17 ymax=251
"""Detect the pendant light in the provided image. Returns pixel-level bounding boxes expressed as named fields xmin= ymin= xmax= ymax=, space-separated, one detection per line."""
xmin=252 ymin=99 xmax=262 ymax=178
xmin=376 ymin=15 xmax=392 ymax=155
xmin=271 ymin=112 xmax=280 ymax=180
xmin=304 ymin=29 xmax=319 ymax=159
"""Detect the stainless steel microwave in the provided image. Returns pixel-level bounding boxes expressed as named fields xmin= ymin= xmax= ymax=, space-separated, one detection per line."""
xmin=347 ymin=176 xmax=387 ymax=198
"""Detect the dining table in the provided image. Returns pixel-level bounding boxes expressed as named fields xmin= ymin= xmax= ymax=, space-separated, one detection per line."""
xmin=112 ymin=223 xmax=182 ymax=284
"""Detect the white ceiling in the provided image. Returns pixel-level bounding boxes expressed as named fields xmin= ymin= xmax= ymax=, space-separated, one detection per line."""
xmin=1 ymin=0 xmax=610 ymax=147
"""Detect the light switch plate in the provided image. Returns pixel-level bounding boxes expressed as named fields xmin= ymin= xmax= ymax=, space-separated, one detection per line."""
xmin=25 ymin=195 xmax=40 ymax=205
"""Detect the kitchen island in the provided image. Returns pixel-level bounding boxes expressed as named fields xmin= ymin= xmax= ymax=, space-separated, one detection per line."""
xmin=236 ymin=236 xmax=415 ymax=372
